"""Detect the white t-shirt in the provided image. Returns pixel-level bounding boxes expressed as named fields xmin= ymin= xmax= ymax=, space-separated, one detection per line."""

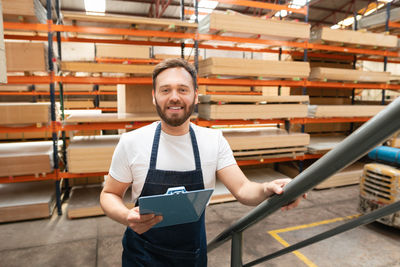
xmin=109 ymin=121 xmax=236 ymax=202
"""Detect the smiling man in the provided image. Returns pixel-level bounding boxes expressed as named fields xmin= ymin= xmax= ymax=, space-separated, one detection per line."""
xmin=100 ymin=58 xmax=304 ymax=267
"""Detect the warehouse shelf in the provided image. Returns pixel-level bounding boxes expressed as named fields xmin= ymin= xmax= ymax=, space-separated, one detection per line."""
xmin=0 ymin=122 xmax=59 ymax=133
xmin=0 ymin=170 xmax=59 ymax=184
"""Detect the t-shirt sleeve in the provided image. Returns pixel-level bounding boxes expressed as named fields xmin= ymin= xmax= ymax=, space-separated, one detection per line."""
xmin=217 ymin=131 xmax=237 ymax=171
xmin=108 ymin=134 xmax=133 ymax=183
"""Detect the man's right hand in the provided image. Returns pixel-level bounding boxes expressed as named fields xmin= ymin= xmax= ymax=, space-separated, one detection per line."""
xmin=126 ymin=207 xmax=163 ymax=234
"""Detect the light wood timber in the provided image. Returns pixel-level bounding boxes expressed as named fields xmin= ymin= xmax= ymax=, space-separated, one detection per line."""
xmin=199 ymin=95 xmax=309 ymax=103
xmin=5 ymin=42 xmax=47 ymax=72
xmin=308 ymin=136 xmax=346 ymax=154
xmin=61 ymin=62 xmax=154 ymax=74
xmin=96 ymin=44 xmax=150 ymax=59
xmin=308 ymin=105 xmax=385 ymax=117
xmin=309 ymin=67 xmax=391 ymax=83
xmin=0 ymin=102 xmax=50 ymax=125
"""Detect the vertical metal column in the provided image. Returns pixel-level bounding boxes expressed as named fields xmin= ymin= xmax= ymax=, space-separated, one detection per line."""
xmin=180 ymin=0 xmax=185 ymax=59
xmin=47 ymin=0 xmax=62 ymax=215
xmin=350 ymin=11 xmax=358 ymax=133
xmin=382 ymin=2 xmax=391 ymax=105
xmin=231 ymin=231 xmax=243 ymax=267
xmin=194 ymin=0 xmax=199 ymax=72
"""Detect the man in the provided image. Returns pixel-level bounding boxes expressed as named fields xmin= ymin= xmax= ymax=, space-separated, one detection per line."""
xmin=100 ymin=58 xmax=303 ymax=266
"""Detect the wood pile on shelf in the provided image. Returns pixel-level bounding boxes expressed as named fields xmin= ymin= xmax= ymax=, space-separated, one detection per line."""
xmin=0 ymin=102 xmax=53 ymax=125
xmin=307 ymin=136 xmax=346 ymax=154
xmin=222 ymin=127 xmax=309 ymax=161
xmin=309 ymin=67 xmax=391 ymax=83
xmin=358 ymin=6 xmax=400 ymax=31
xmin=2 ymin=0 xmax=46 ymax=23
xmin=5 ymin=42 xmax=47 ymax=73
xmin=198 ymin=94 xmax=308 ymax=120
xmin=0 ymin=180 xmax=56 ymax=223
xmin=308 ymin=105 xmax=385 ymax=118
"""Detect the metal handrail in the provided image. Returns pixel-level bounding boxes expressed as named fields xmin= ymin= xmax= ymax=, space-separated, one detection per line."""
xmin=207 ymin=96 xmax=400 ymax=266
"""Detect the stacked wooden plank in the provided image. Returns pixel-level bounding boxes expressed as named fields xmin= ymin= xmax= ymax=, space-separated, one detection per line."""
xmin=199 ymin=57 xmax=310 ymax=78
xmin=198 ymin=95 xmax=308 ymax=120
xmin=198 ymin=85 xmax=252 ymax=94
xmin=308 ymin=105 xmax=385 ymax=118
xmin=67 ymin=135 xmax=120 ymax=173
xmin=117 ymin=84 xmax=157 ymax=114
xmin=0 ymin=102 xmax=51 ymax=125
xmin=2 ymin=0 xmax=46 ymax=23
xmin=211 ymin=167 xmax=290 ymax=204
xmin=0 ymin=180 xmax=55 ymax=223
xmin=309 ymin=67 xmax=391 ymax=83
xmin=308 ymin=136 xmax=346 ymax=154
xmin=0 ymin=141 xmax=53 ymax=177
xmin=96 ymin=44 xmax=150 ymax=59
xmin=67 ymin=185 xmax=134 ymax=219
xmin=222 ymin=127 xmax=309 ymax=160
xmin=61 ymin=62 xmax=154 ymax=74
xmin=5 ymin=42 xmax=47 ymax=72
xmin=199 ymin=12 xmax=310 ymax=40
xmin=278 ymin=161 xmax=364 ymax=189
xmin=358 ymin=7 xmax=400 ymax=30
xmin=65 ymin=112 xmax=160 ymax=124
xmin=311 ymin=27 xmax=398 ymax=48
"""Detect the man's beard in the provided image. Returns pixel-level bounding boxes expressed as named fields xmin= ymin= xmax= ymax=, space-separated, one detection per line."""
xmin=155 ymin=98 xmax=195 ymax=127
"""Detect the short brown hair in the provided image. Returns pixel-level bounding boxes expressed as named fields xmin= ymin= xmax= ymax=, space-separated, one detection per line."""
xmin=152 ymin=58 xmax=197 ymax=91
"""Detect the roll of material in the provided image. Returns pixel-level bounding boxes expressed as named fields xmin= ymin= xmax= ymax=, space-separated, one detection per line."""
xmin=368 ymin=146 xmax=400 ymax=165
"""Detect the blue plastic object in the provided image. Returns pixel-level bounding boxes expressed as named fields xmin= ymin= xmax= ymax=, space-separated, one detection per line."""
xmin=368 ymin=146 xmax=400 ymax=165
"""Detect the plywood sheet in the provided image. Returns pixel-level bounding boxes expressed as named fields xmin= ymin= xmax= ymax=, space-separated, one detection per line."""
xmin=308 ymin=105 xmax=385 ymax=117
xmin=117 ymin=84 xmax=156 ymax=114
xmin=5 ymin=42 xmax=46 ymax=72
xmin=0 ymin=180 xmax=55 ymax=222
xmin=67 ymin=135 xmax=120 ymax=173
xmin=198 ymin=104 xmax=308 ymax=120
xmin=0 ymin=141 xmax=53 ymax=177
xmin=309 ymin=67 xmax=390 ymax=83
xmin=199 ymin=95 xmax=309 ymax=103
xmin=0 ymin=102 xmax=50 ymax=125
xmin=61 ymin=62 xmax=154 ymax=74
xmin=308 ymin=136 xmax=346 ymax=154
xmin=65 ymin=112 xmax=160 ymax=123
xmin=199 ymin=12 xmax=310 ymax=40
xmin=201 ymin=85 xmax=251 ymax=92
xmin=311 ymin=27 xmax=398 ymax=48
xmin=96 ymin=44 xmax=150 ymax=59
xmin=64 ymin=100 xmax=94 ymax=109
xmin=199 ymin=57 xmax=310 ymax=78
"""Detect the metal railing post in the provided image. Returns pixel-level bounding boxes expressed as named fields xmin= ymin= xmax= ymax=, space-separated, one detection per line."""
xmin=231 ymin=232 xmax=243 ymax=267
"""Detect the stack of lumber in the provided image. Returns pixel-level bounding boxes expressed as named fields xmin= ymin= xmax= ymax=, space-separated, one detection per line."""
xmin=358 ymin=7 xmax=400 ymax=30
xmin=311 ymin=27 xmax=397 ymax=48
xmin=0 ymin=102 xmax=51 ymax=125
xmin=5 ymin=42 xmax=47 ymax=72
xmin=0 ymin=141 xmax=54 ymax=177
xmin=0 ymin=180 xmax=55 ymax=223
xmin=256 ymin=86 xmax=290 ymax=96
xmin=67 ymin=185 xmax=134 ymax=219
xmin=2 ymin=0 xmax=46 ymax=23
xmin=222 ymin=127 xmax=309 ymax=160
xmin=198 ymin=95 xmax=308 ymax=120
xmin=117 ymin=84 xmax=157 ymax=115
xmin=96 ymin=44 xmax=150 ymax=59
xmin=198 ymin=85 xmax=252 ymax=94
xmin=278 ymin=161 xmax=364 ymax=189
xmin=67 ymin=135 xmax=120 ymax=173
xmin=308 ymin=136 xmax=346 ymax=154
xmin=211 ymin=167 xmax=290 ymax=204
xmin=199 ymin=12 xmax=310 ymax=40
xmin=309 ymin=67 xmax=391 ymax=83
xmin=199 ymin=57 xmax=310 ymax=78
xmin=308 ymin=105 xmax=385 ymax=118
xmin=60 ymin=62 xmax=154 ymax=75
xmin=65 ymin=112 xmax=160 ymax=124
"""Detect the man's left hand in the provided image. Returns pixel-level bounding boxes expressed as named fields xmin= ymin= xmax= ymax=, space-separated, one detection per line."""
xmin=263 ymin=178 xmax=307 ymax=211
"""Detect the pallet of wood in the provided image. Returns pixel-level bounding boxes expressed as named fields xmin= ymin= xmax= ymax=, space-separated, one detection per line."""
xmin=278 ymin=161 xmax=364 ymax=189
xmin=67 ymin=135 xmax=120 ymax=173
xmin=96 ymin=44 xmax=150 ymax=59
xmin=199 ymin=12 xmax=310 ymax=40
xmin=67 ymin=184 xmax=134 ymax=219
xmin=2 ymin=0 xmax=46 ymax=23
xmin=198 ymin=95 xmax=308 ymax=120
xmin=308 ymin=105 xmax=385 ymax=118
xmin=0 ymin=141 xmax=54 ymax=177
xmin=309 ymin=67 xmax=391 ymax=83
xmin=358 ymin=7 xmax=400 ymax=30
xmin=311 ymin=27 xmax=397 ymax=48
xmin=0 ymin=180 xmax=55 ymax=223
xmin=211 ymin=167 xmax=290 ymax=204
xmin=61 ymin=62 xmax=154 ymax=75
xmin=5 ymin=42 xmax=47 ymax=72
xmin=0 ymin=102 xmax=51 ymax=125
xmin=199 ymin=57 xmax=310 ymax=78
xmin=308 ymin=136 xmax=346 ymax=154
xmin=222 ymin=127 xmax=309 ymax=160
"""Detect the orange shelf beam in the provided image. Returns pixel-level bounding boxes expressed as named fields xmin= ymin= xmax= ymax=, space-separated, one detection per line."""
xmin=0 ymin=171 xmax=59 ymax=184
xmin=290 ymin=117 xmax=371 ymax=124
xmin=0 ymin=91 xmax=117 ymax=96
xmin=60 ymin=171 xmax=108 ymax=179
xmin=388 ymin=21 xmax=400 ymax=29
xmin=195 ymin=118 xmax=285 ymax=127
xmin=0 ymin=122 xmax=60 ymax=133
xmin=62 ymin=121 xmax=153 ymax=131
xmin=237 ymin=153 xmax=324 ymax=166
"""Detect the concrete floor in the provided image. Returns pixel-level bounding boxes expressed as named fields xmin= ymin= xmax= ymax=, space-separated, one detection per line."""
xmin=0 ymin=185 xmax=399 ymax=267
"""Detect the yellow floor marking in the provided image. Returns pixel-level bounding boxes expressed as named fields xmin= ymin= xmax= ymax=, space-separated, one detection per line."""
xmin=267 ymin=214 xmax=361 ymax=267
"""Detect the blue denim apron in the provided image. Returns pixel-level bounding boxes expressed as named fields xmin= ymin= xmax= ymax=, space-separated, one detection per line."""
xmin=122 ymin=123 xmax=207 ymax=267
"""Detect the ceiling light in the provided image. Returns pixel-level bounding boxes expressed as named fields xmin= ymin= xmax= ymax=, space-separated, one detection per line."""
xmin=84 ymin=0 xmax=105 ymax=13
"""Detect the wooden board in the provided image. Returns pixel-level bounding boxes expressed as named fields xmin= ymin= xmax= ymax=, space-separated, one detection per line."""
xmin=257 ymin=86 xmax=290 ymax=96
xmin=311 ymin=27 xmax=397 ymax=48
xmin=198 ymin=57 xmax=310 ymax=78
xmin=0 ymin=102 xmax=50 ymax=125
xmin=67 ymin=135 xmax=120 ymax=173
xmin=310 ymin=97 xmax=351 ymax=105
xmin=0 ymin=141 xmax=53 ymax=177
xmin=64 ymin=100 xmax=94 ymax=109
xmin=0 ymin=180 xmax=55 ymax=222
xmin=278 ymin=162 xmax=364 ymax=189
xmin=99 ymin=101 xmax=117 ymax=108
xmin=199 ymin=12 xmax=310 ymax=40
xmin=117 ymin=84 xmax=156 ymax=114
xmin=222 ymin=127 xmax=309 ymax=151
xmin=5 ymin=42 xmax=47 ymax=72
xmin=96 ymin=44 xmax=150 ymax=59
xmin=358 ymin=7 xmax=400 ymax=30
xmin=291 ymin=87 xmax=353 ymax=97
xmin=309 ymin=67 xmax=390 ymax=83
xmin=198 ymin=104 xmax=308 ymax=120
xmin=200 ymin=85 xmax=251 ymax=92
xmin=199 ymin=95 xmax=309 ymax=103
xmin=308 ymin=105 xmax=385 ymax=117
xmin=65 ymin=112 xmax=160 ymax=123
xmin=57 ymin=42 xmax=95 ymax=61
xmin=61 ymin=62 xmax=154 ymax=74
xmin=2 ymin=0 xmax=45 ymax=23
xmin=211 ymin=167 xmax=289 ymax=204
xmin=308 ymin=136 xmax=346 ymax=154
xmin=67 ymin=185 xmax=134 ymax=219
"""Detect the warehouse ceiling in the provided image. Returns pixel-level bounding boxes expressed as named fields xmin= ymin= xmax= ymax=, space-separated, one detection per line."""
xmin=55 ymin=0 xmax=399 ymax=28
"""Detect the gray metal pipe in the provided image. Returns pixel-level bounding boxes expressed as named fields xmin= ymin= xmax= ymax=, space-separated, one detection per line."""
xmin=208 ymin=95 xmax=400 ymax=252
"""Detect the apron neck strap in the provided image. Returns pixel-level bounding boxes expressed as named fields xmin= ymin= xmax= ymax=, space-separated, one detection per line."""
xmin=149 ymin=123 xmax=201 ymax=170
